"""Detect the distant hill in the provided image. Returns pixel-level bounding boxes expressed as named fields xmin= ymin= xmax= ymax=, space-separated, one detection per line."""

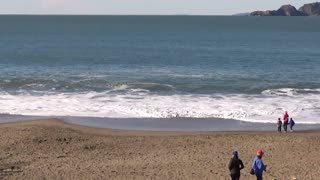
xmin=232 ymin=12 xmax=250 ymax=16
xmin=250 ymin=2 xmax=320 ymax=16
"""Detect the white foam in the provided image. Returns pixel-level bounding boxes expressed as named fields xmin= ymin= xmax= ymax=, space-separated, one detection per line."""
xmin=0 ymin=88 xmax=320 ymax=124
xmin=110 ymin=82 xmax=174 ymax=92
xmin=167 ymin=73 xmax=206 ymax=78
xmin=262 ymin=88 xmax=320 ymax=96
xmin=111 ymin=84 xmax=130 ymax=91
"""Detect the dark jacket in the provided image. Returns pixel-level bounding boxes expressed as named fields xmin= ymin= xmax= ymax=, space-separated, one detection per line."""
xmin=277 ymin=120 xmax=282 ymax=127
xmin=228 ymin=157 xmax=244 ymax=175
xmin=289 ymin=119 xmax=295 ymax=127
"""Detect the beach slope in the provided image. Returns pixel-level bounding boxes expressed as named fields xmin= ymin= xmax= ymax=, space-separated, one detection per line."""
xmin=0 ymin=119 xmax=319 ymax=179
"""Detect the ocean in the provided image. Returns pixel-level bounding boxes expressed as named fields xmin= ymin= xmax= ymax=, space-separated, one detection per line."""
xmin=1 ymin=15 xmax=320 ymax=125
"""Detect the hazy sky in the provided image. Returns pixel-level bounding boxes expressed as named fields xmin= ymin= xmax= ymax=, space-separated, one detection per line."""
xmin=0 ymin=0 xmax=317 ymax=15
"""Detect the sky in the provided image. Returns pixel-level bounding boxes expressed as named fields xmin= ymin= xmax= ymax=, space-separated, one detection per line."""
xmin=0 ymin=0 xmax=318 ymax=15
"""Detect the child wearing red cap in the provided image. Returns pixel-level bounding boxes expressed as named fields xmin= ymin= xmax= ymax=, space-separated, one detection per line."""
xmin=252 ymin=150 xmax=267 ymax=180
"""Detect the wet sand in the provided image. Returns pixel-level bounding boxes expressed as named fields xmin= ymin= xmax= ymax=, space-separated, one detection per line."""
xmin=0 ymin=119 xmax=319 ymax=179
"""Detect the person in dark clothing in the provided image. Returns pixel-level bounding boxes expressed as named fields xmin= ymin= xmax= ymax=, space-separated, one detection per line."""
xmin=228 ymin=151 xmax=244 ymax=180
xmin=289 ymin=117 xmax=295 ymax=132
xmin=277 ymin=118 xmax=282 ymax=132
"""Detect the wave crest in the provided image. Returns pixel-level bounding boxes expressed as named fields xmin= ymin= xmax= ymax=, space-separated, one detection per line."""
xmin=0 ymin=88 xmax=319 ymax=124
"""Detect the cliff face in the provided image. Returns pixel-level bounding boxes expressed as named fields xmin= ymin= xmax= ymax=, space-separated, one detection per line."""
xmin=250 ymin=2 xmax=320 ymax=16
xmin=299 ymin=2 xmax=320 ymax=16
xmin=276 ymin=5 xmax=305 ymax=16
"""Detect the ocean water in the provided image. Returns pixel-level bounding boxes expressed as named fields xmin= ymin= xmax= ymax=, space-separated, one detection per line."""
xmin=0 ymin=15 xmax=320 ymax=124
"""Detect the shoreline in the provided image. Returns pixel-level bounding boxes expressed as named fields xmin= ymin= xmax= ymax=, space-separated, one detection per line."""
xmin=2 ymin=114 xmax=320 ymax=132
xmin=0 ymin=119 xmax=320 ymax=179
xmin=1 ymin=118 xmax=320 ymax=135
xmin=3 ymin=118 xmax=320 ymax=133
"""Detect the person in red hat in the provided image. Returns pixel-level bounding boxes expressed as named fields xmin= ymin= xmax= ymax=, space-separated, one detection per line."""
xmin=252 ymin=149 xmax=267 ymax=180
xmin=228 ymin=150 xmax=244 ymax=180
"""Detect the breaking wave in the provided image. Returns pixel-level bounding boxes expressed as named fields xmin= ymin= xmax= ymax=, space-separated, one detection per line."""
xmin=0 ymin=88 xmax=319 ymax=124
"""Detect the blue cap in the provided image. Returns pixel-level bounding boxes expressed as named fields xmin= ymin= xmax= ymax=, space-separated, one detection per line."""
xmin=233 ymin=151 xmax=238 ymax=156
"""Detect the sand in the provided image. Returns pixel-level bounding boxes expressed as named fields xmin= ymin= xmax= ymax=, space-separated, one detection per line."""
xmin=0 ymin=119 xmax=319 ymax=180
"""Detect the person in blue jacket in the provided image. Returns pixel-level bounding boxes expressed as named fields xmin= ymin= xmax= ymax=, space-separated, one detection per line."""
xmin=289 ymin=118 xmax=295 ymax=132
xmin=252 ymin=149 xmax=267 ymax=180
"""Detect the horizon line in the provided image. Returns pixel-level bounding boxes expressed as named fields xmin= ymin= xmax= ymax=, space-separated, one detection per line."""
xmin=0 ymin=14 xmax=233 ymax=16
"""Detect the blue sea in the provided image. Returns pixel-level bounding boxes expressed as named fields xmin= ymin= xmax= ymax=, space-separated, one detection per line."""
xmin=1 ymin=15 xmax=320 ymax=125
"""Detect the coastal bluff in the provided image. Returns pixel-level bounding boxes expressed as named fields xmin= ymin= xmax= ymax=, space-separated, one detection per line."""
xmin=299 ymin=2 xmax=320 ymax=16
xmin=250 ymin=2 xmax=320 ymax=16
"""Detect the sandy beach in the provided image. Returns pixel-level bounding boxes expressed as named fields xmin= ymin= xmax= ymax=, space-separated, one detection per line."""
xmin=0 ymin=119 xmax=320 ymax=180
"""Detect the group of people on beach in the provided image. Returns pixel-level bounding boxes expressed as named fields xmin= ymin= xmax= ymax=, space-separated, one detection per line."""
xmin=277 ymin=111 xmax=295 ymax=133
xmin=228 ymin=149 xmax=266 ymax=180
xmin=228 ymin=111 xmax=296 ymax=180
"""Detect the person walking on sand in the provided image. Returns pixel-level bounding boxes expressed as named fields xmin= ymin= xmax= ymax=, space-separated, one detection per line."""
xmin=289 ymin=117 xmax=295 ymax=132
xmin=277 ymin=118 xmax=282 ymax=132
xmin=252 ymin=150 xmax=266 ymax=180
xmin=283 ymin=111 xmax=289 ymax=133
xmin=228 ymin=151 xmax=244 ymax=180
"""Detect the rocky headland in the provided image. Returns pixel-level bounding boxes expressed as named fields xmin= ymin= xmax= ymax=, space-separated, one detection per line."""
xmin=250 ymin=2 xmax=320 ymax=16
